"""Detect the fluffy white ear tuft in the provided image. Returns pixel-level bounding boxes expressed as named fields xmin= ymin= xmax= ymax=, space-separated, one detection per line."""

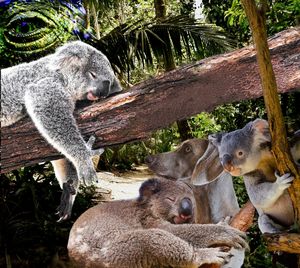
xmin=208 ymin=133 xmax=223 ymax=147
xmin=252 ymin=119 xmax=271 ymax=143
xmin=47 ymin=42 xmax=88 ymax=71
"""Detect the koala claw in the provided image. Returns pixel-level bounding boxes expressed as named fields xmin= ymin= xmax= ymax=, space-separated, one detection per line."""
xmin=275 ymin=172 xmax=294 ymax=189
xmin=56 ymin=179 xmax=76 ymax=222
xmin=217 ymin=216 xmax=231 ymax=226
xmin=87 ymin=135 xmax=96 ymax=148
xmin=195 ymin=247 xmax=233 ymax=266
xmin=92 ymin=148 xmax=104 ymax=157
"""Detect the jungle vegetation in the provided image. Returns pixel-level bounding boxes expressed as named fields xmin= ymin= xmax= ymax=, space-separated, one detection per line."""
xmin=0 ymin=0 xmax=299 ymax=267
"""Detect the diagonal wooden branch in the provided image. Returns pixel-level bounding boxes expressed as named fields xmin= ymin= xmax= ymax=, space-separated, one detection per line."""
xmin=241 ymin=0 xmax=300 ymax=257
xmin=1 ymin=27 xmax=299 ymax=174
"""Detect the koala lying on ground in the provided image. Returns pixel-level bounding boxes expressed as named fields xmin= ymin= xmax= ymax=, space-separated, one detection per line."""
xmin=209 ymin=119 xmax=299 ymax=233
xmin=1 ymin=41 xmax=122 ymax=220
xmin=68 ymin=178 xmax=248 ymax=268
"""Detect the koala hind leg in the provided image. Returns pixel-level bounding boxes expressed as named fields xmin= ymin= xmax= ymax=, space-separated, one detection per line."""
xmin=53 ymin=136 xmax=104 ymax=222
xmin=258 ymin=213 xmax=286 ymax=234
xmin=96 ymin=229 xmax=231 ymax=268
xmin=52 ymin=159 xmax=79 ymax=222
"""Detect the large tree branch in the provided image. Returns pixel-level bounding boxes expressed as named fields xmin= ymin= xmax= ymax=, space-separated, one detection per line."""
xmin=1 ymin=27 xmax=299 ymax=173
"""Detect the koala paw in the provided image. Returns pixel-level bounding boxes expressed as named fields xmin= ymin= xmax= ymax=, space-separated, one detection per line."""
xmin=217 ymin=216 xmax=231 ymax=226
xmin=258 ymin=213 xmax=286 ymax=234
xmin=275 ymin=172 xmax=294 ymax=191
xmin=56 ymin=179 xmax=76 ymax=222
xmin=194 ymin=247 xmax=233 ymax=266
xmin=211 ymin=225 xmax=249 ymax=251
xmin=78 ymin=161 xmax=98 ymax=186
xmin=86 ymin=135 xmax=105 ymax=157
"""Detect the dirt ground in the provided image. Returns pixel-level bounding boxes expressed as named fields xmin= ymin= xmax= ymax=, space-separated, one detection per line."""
xmin=95 ymin=165 xmax=154 ymax=200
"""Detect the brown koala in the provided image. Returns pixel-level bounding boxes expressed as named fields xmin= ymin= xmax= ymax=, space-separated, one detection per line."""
xmin=68 ymin=178 xmax=247 ymax=268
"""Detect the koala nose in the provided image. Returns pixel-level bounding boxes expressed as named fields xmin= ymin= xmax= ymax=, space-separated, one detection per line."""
xmin=179 ymin=197 xmax=193 ymax=218
xmin=221 ymin=154 xmax=233 ymax=172
xmin=99 ymin=80 xmax=110 ymax=97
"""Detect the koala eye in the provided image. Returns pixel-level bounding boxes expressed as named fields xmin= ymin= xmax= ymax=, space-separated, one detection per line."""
xmin=166 ymin=197 xmax=175 ymax=202
xmin=237 ymin=150 xmax=244 ymax=157
xmin=89 ymin=71 xmax=97 ymax=79
xmin=185 ymin=145 xmax=192 ymax=153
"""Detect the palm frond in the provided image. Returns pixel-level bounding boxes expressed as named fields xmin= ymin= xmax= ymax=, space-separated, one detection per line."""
xmin=90 ymin=14 xmax=236 ymax=74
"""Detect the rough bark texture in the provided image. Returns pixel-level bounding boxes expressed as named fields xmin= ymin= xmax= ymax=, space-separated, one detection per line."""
xmin=1 ymin=27 xmax=299 ymax=173
xmin=264 ymin=233 xmax=300 ymax=254
xmin=241 ymin=0 xmax=300 ymax=258
xmin=229 ymin=200 xmax=256 ymax=232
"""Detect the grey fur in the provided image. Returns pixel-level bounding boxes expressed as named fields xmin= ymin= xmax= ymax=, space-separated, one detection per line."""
xmin=1 ymin=41 xmax=122 ymax=218
xmin=209 ymin=119 xmax=298 ymax=233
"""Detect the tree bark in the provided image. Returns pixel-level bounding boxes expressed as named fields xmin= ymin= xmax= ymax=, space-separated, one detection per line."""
xmin=241 ymin=0 xmax=300 ymax=259
xmin=1 ymin=27 xmax=299 ymax=173
xmin=264 ymin=233 xmax=300 ymax=254
xmin=201 ymin=201 xmax=256 ymax=268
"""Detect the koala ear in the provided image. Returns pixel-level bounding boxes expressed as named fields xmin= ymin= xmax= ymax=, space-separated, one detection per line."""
xmin=208 ymin=133 xmax=223 ymax=147
xmin=137 ymin=178 xmax=161 ymax=202
xmin=47 ymin=42 xmax=87 ymax=71
xmin=247 ymin=119 xmax=271 ymax=144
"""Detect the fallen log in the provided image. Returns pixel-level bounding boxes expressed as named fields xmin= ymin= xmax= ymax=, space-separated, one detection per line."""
xmin=1 ymin=27 xmax=299 ymax=173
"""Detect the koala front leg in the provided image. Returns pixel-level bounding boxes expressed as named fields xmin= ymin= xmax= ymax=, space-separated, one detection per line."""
xmin=24 ymin=81 xmax=97 ymax=185
xmin=244 ymin=173 xmax=294 ymax=209
xmin=161 ymin=223 xmax=248 ymax=250
xmin=97 ymin=229 xmax=231 ymax=268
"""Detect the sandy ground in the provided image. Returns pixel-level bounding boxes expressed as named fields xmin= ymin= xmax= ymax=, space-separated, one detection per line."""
xmin=95 ymin=165 xmax=154 ymax=200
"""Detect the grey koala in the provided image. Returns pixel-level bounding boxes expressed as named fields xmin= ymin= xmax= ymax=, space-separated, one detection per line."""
xmin=209 ymin=119 xmax=299 ymax=233
xmin=1 ymin=41 xmax=122 ymax=219
xmin=68 ymin=177 xmax=248 ymax=268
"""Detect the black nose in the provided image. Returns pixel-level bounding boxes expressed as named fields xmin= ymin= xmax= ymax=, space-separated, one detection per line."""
xmin=179 ymin=198 xmax=193 ymax=217
xmin=221 ymin=154 xmax=233 ymax=166
xmin=145 ymin=155 xmax=155 ymax=164
xmin=99 ymin=80 xmax=110 ymax=97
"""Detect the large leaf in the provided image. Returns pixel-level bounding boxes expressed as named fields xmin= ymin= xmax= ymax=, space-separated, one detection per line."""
xmin=90 ymin=15 xmax=236 ymax=74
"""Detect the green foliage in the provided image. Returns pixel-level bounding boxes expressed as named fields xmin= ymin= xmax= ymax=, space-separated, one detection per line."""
xmin=188 ymin=113 xmax=221 ymax=138
xmin=202 ymin=0 xmax=300 ymax=45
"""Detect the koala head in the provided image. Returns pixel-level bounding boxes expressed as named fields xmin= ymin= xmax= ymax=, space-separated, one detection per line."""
xmin=209 ymin=119 xmax=271 ymax=176
xmin=47 ymin=41 xmax=122 ymax=100
xmin=137 ymin=178 xmax=196 ymax=224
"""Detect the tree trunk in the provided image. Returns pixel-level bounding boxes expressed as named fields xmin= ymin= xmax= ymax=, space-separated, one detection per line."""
xmin=91 ymin=3 xmax=100 ymax=40
xmin=177 ymin=119 xmax=193 ymax=141
xmin=1 ymin=27 xmax=299 ymax=173
xmin=241 ymin=0 xmax=300 ymax=261
xmin=154 ymin=0 xmax=191 ymax=139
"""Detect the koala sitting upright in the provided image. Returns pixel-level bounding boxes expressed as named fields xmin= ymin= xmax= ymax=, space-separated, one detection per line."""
xmin=210 ymin=119 xmax=299 ymax=233
xmin=68 ymin=178 xmax=248 ymax=268
xmin=1 ymin=41 xmax=122 ymax=219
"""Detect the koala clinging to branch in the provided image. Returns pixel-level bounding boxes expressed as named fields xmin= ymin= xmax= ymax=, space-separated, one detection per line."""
xmin=209 ymin=119 xmax=299 ymax=234
xmin=68 ymin=178 xmax=248 ymax=268
xmin=1 ymin=41 xmax=122 ymax=219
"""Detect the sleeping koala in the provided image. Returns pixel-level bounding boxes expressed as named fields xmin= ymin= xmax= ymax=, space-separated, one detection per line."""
xmin=68 ymin=178 xmax=248 ymax=268
xmin=1 ymin=41 xmax=122 ymax=220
